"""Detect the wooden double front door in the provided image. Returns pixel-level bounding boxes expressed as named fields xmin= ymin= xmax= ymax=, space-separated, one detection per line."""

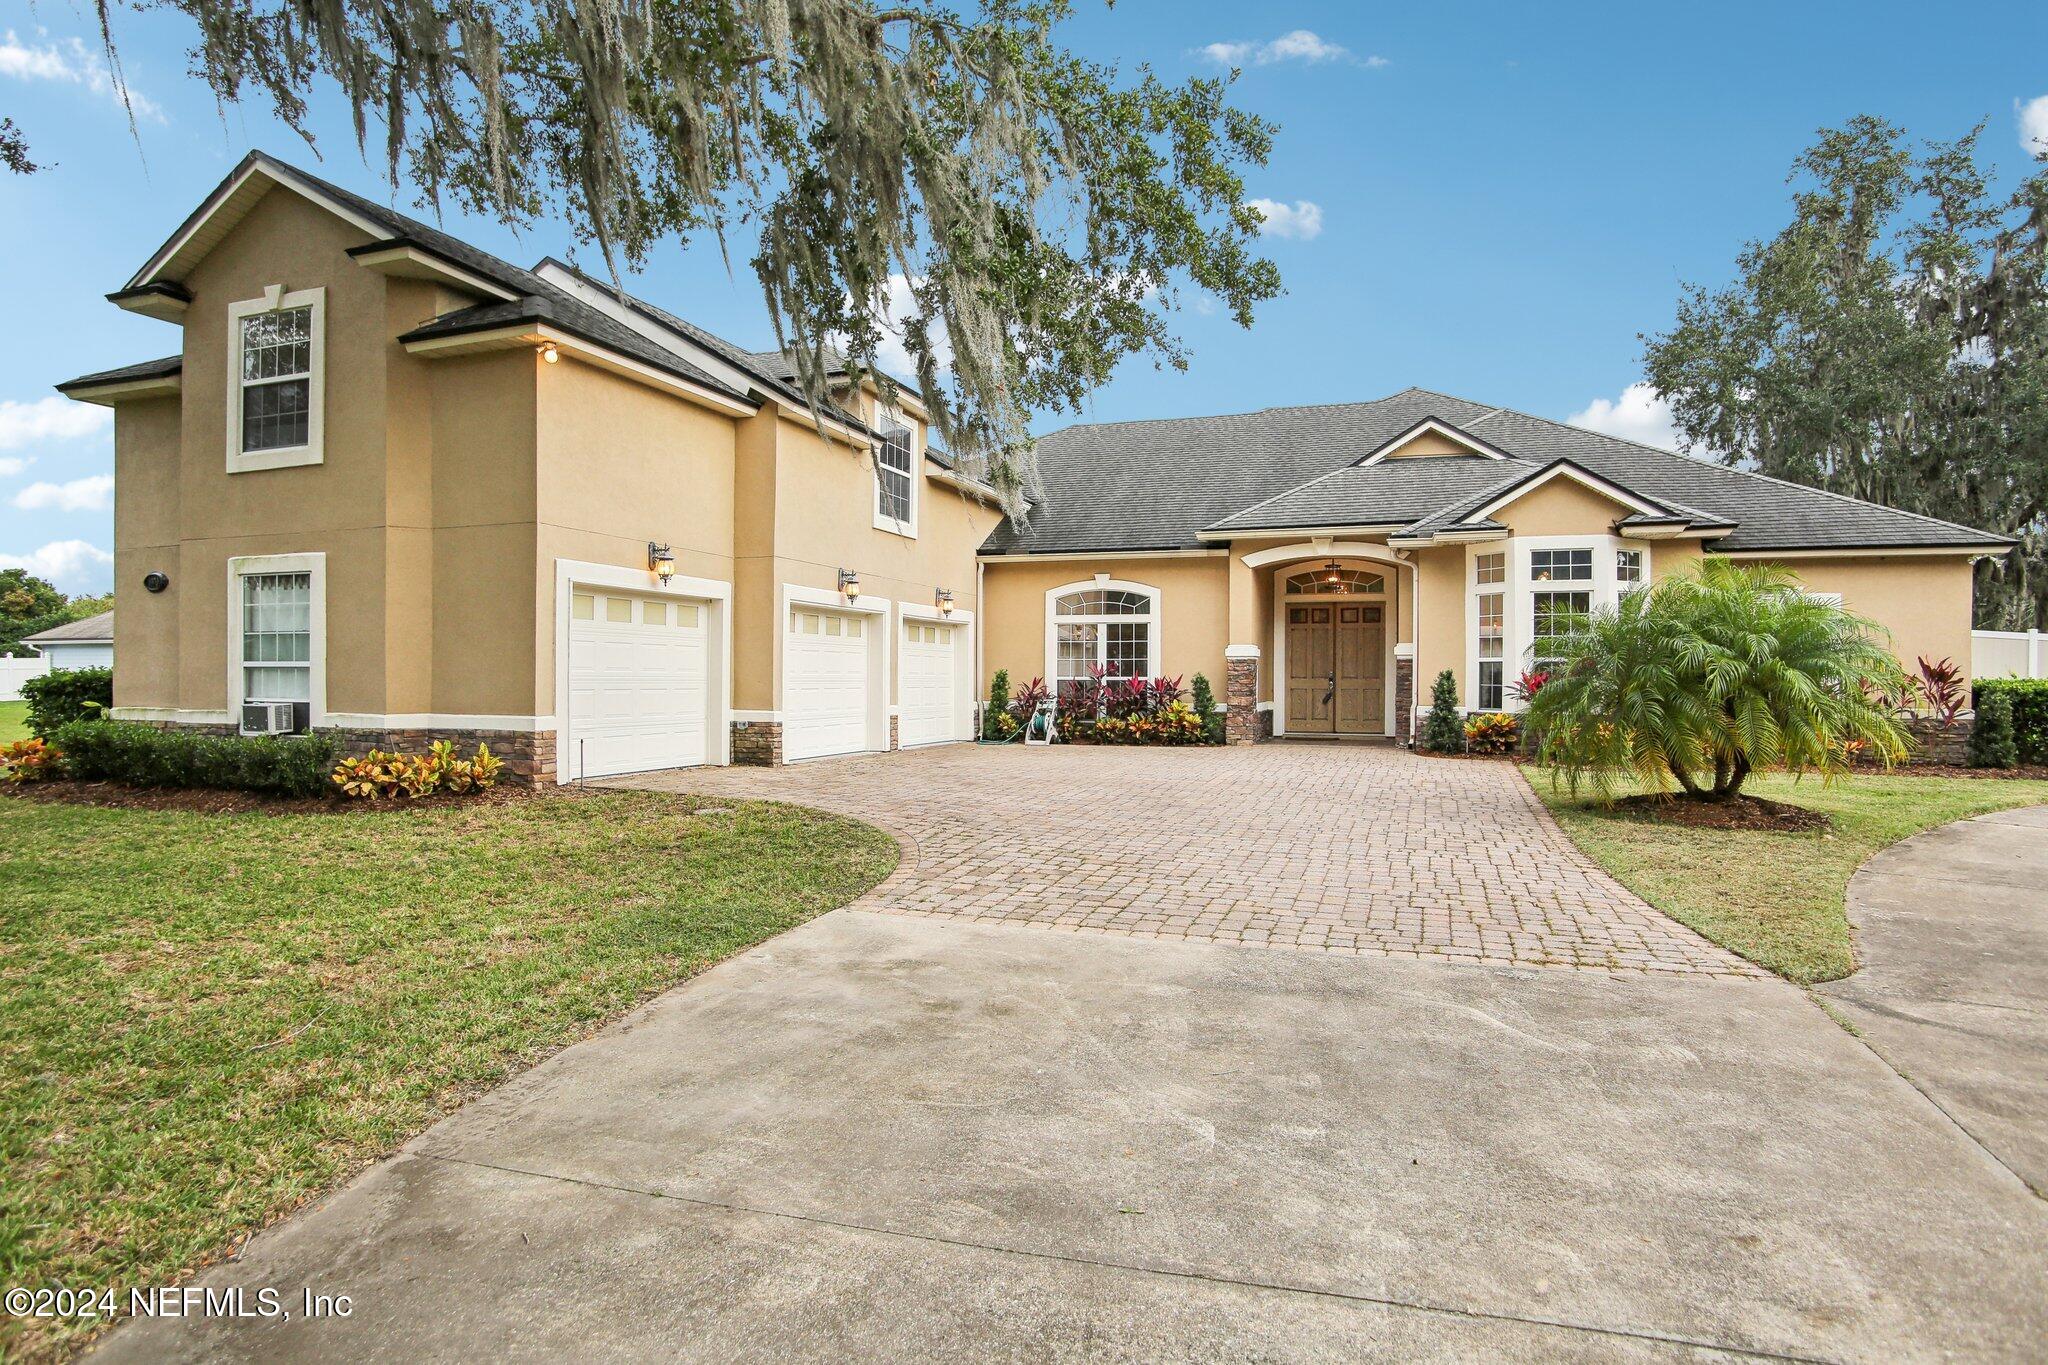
xmin=1285 ymin=602 xmax=1385 ymax=734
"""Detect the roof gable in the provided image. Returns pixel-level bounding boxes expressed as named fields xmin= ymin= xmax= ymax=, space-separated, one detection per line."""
xmin=1355 ymin=416 xmax=1513 ymax=465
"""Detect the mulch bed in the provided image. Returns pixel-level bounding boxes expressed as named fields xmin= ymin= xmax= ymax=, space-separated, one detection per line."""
xmin=1 ymin=780 xmax=543 ymax=817
xmin=1876 ymin=762 xmax=2048 ymax=781
xmin=1608 ymin=792 xmax=1834 ymax=833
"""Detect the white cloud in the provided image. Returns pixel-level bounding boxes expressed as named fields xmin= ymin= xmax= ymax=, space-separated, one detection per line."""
xmin=0 ymin=396 xmax=111 ymax=450
xmin=1199 ymin=31 xmax=1383 ymax=68
xmin=0 ymin=29 xmax=164 ymax=122
xmin=2019 ymin=94 xmax=2048 ymax=158
xmin=0 ymin=539 xmax=113 ymax=590
xmin=1247 ymin=198 xmax=1324 ymax=241
xmin=1567 ymin=383 xmax=1687 ymax=451
xmin=0 ymin=456 xmax=28 ymax=478
xmin=14 ymin=474 xmax=114 ymax=512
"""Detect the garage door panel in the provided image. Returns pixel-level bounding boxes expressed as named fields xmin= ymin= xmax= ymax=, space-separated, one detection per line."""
xmin=566 ymin=590 xmax=713 ymax=779
xmin=899 ymin=620 xmax=959 ymax=748
xmin=784 ymin=607 xmax=872 ymax=761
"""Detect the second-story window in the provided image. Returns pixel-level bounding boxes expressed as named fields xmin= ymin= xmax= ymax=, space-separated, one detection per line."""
xmin=873 ymin=407 xmax=916 ymax=534
xmin=227 ymin=286 xmax=325 ymax=472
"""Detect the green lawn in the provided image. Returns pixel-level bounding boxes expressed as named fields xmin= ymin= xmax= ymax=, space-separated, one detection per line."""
xmin=0 ymin=790 xmax=896 ymax=1358
xmin=0 ymin=701 xmax=27 ymax=744
xmin=1532 ymin=770 xmax=2048 ymax=984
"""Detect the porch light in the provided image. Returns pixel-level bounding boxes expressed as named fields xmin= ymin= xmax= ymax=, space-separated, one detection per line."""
xmin=648 ymin=542 xmax=676 ymax=584
xmin=838 ymin=567 xmax=861 ymax=601
xmin=937 ymin=587 xmax=955 ymax=616
xmin=538 ymin=341 xmax=560 ymax=364
xmin=1323 ymin=559 xmax=1343 ymax=585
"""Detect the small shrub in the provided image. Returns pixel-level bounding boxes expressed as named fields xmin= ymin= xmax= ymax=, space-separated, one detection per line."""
xmin=1189 ymin=672 xmax=1225 ymax=745
xmin=1968 ymin=688 xmax=2019 ymax=769
xmin=1463 ymin=711 xmax=1520 ymax=755
xmin=1510 ymin=668 xmax=1550 ymax=704
xmin=1420 ymin=670 xmax=1464 ymax=753
xmin=51 ymin=720 xmax=339 ymax=797
xmin=982 ymin=670 xmax=1012 ymax=740
xmin=1008 ymin=676 xmax=1052 ymax=735
xmin=1975 ymin=679 xmax=2048 ymax=764
xmin=332 ymin=740 xmax=503 ymax=800
xmin=1914 ymin=655 xmax=1967 ymax=726
xmin=1092 ymin=700 xmax=1207 ymax=746
xmin=20 ymin=666 xmax=112 ymax=736
xmin=0 ymin=737 xmax=61 ymax=783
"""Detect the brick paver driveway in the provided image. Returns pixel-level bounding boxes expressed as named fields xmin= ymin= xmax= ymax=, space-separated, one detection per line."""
xmin=620 ymin=741 xmax=1753 ymax=976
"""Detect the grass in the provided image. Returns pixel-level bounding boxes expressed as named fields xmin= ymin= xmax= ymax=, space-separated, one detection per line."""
xmin=1532 ymin=769 xmax=2048 ymax=984
xmin=0 ymin=701 xmax=28 ymax=744
xmin=0 ymin=790 xmax=896 ymax=1359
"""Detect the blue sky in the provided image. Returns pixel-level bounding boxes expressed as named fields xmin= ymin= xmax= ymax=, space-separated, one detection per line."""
xmin=3 ymin=0 xmax=2045 ymax=595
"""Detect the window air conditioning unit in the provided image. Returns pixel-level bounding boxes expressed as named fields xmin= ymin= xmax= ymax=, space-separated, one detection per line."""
xmin=242 ymin=702 xmax=299 ymax=736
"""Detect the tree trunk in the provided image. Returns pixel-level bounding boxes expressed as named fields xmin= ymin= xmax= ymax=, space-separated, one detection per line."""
xmin=1715 ymin=753 xmax=1751 ymax=799
xmin=1667 ymin=754 xmax=1706 ymax=798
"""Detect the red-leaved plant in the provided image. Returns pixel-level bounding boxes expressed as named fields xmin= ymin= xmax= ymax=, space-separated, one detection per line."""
xmin=1915 ymin=655 xmax=1967 ymax=727
xmin=1510 ymin=668 xmax=1550 ymax=703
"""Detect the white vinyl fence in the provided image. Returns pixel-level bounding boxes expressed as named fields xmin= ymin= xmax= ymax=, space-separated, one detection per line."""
xmin=1974 ymin=629 xmax=2048 ymax=680
xmin=0 ymin=652 xmax=48 ymax=702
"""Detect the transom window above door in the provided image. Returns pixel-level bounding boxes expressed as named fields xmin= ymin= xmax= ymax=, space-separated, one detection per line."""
xmin=1284 ymin=568 xmax=1385 ymax=595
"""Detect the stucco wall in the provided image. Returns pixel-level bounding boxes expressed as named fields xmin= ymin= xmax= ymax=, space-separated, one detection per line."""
xmin=1493 ymin=477 xmax=1632 ymax=538
xmin=111 ymin=396 xmax=185 ymax=710
xmin=1765 ymin=554 xmax=1980 ymax=682
xmin=980 ymin=555 xmax=1230 ymax=693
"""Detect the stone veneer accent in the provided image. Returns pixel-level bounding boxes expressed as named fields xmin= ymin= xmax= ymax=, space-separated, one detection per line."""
xmin=889 ymin=715 xmax=900 ymax=751
xmin=1899 ymin=715 xmax=1974 ymax=766
xmin=731 ymin=720 xmax=784 ymax=766
xmin=1393 ymin=656 xmax=1415 ymax=745
xmin=1224 ymin=654 xmax=1260 ymax=745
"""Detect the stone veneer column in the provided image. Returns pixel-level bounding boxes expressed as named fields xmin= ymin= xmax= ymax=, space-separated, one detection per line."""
xmin=1223 ymin=645 xmax=1261 ymax=745
xmin=730 ymin=720 xmax=784 ymax=766
xmin=1392 ymin=645 xmax=1415 ymax=746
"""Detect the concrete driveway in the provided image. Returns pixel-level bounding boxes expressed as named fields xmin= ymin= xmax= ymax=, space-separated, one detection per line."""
xmin=1818 ymin=802 xmax=2048 ymax=1198
xmin=101 ymin=912 xmax=2047 ymax=1362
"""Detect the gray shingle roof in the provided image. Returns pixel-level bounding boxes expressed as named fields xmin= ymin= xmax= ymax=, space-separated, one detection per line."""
xmin=983 ymin=386 xmax=2011 ymax=555
xmin=56 ymin=355 xmax=182 ymax=392
xmin=22 ymin=610 xmax=113 ymax=644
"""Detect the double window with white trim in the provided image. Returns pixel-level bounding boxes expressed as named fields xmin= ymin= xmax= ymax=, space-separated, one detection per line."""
xmin=227 ymin=286 xmax=326 ymax=472
xmin=1468 ymin=539 xmax=1647 ymax=710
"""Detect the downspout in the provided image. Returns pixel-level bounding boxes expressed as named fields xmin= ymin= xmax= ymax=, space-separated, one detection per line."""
xmin=975 ymin=555 xmax=986 ymax=735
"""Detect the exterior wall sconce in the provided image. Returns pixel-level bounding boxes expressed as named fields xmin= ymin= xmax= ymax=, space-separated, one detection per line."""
xmin=538 ymin=341 xmax=560 ymax=364
xmin=143 ymin=571 xmax=170 ymax=594
xmin=838 ymin=568 xmax=861 ymax=601
xmin=936 ymin=587 xmax=955 ymax=616
xmin=648 ymin=542 xmax=676 ymax=584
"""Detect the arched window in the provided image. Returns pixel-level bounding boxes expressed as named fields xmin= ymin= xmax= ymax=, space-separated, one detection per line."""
xmin=1284 ymin=568 xmax=1385 ymax=595
xmin=1049 ymin=582 xmax=1158 ymax=687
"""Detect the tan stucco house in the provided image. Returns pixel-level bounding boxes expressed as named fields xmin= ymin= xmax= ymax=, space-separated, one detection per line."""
xmin=61 ymin=152 xmax=2013 ymax=778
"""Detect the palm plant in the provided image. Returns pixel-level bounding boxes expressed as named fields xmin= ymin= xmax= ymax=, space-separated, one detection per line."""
xmin=1525 ymin=560 xmax=1909 ymax=802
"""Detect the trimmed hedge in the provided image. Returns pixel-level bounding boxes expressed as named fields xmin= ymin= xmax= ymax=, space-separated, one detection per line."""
xmin=20 ymin=666 xmax=113 ymax=737
xmin=1975 ymin=678 xmax=2048 ymax=764
xmin=50 ymin=720 xmax=338 ymax=797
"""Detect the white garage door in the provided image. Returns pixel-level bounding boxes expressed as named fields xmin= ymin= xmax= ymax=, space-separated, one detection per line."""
xmin=784 ymin=606 xmax=871 ymax=761
xmin=565 ymin=590 xmax=710 ymax=779
xmin=899 ymin=620 xmax=960 ymax=748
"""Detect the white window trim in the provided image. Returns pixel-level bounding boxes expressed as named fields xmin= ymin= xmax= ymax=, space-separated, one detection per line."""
xmin=1045 ymin=576 xmax=1161 ymax=689
xmin=226 ymin=284 xmax=326 ymax=473
xmin=1472 ymin=535 xmax=1648 ymax=712
xmin=227 ymin=552 xmax=326 ymax=732
xmin=871 ymin=402 xmax=920 ymax=538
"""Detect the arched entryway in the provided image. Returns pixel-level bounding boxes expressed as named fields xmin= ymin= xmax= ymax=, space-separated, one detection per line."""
xmin=1239 ymin=541 xmax=1418 ymax=742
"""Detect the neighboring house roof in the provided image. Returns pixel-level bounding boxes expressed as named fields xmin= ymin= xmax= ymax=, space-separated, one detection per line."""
xmin=22 ymin=610 xmax=113 ymax=646
xmin=981 ymin=386 xmax=2013 ymax=556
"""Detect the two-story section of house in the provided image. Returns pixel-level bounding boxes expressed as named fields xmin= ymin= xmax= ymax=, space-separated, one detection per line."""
xmin=58 ymin=152 xmax=999 ymax=782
